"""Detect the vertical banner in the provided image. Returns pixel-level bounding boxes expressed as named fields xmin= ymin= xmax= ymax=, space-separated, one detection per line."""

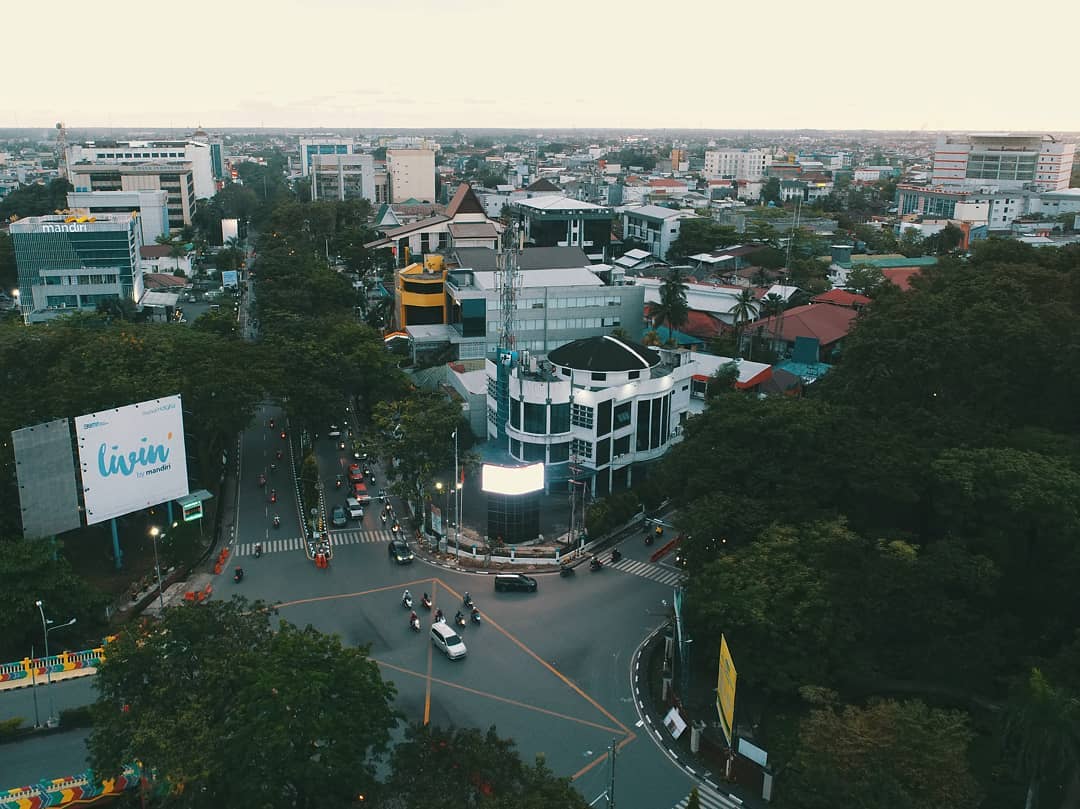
xmin=716 ymin=634 xmax=737 ymax=746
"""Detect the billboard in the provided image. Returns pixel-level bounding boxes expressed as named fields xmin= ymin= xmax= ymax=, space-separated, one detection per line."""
xmin=75 ymin=395 xmax=190 ymax=526
xmin=221 ymin=270 xmax=239 ymax=288
xmin=221 ymin=218 xmax=239 ymax=244
xmin=716 ymin=634 xmax=737 ymax=745
xmin=430 ymin=504 xmax=443 ymax=536
xmin=12 ymin=419 xmax=82 ymax=539
xmin=481 ymin=463 xmax=544 ymax=496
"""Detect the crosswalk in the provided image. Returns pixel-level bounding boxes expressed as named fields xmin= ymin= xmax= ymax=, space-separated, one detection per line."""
xmin=672 ymin=784 xmax=743 ymax=809
xmin=234 ymin=529 xmax=394 ymax=557
xmin=610 ymin=557 xmax=686 ymax=587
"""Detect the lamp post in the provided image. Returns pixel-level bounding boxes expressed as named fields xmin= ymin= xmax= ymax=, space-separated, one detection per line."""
xmin=435 ymin=481 xmax=445 ymax=539
xmin=35 ymin=600 xmax=76 ymax=727
xmin=148 ymin=526 xmax=166 ymax=610
xmin=453 ymin=430 xmax=461 ymax=557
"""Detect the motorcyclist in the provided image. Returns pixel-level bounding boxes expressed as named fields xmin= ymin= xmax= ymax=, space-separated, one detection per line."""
xmin=272 ymin=514 xmax=280 ymax=527
xmin=611 ymin=548 xmax=622 ymax=563
xmin=234 ymin=567 xmax=244 ymax=582
xmin=422 ymin=593 xmax=432 ymax=609
xmin=463 ymin=592 xmax=472 ymax=608
xmin=454 ymin=610 xmax=465 ymax=626
xmin=409 ymin=610 xmax=420 ymax=629
xmin=402 ymin=589 xmax=412 ymax=606
xmin=270 ymin=489 xmax=277 ymax=503
xmin=471 ymin=606 xmax=480 ymax=622
xmin=255 ymin=543 xmax=263 ymax=558
xmin=434 ymin=608 xmax=444 ymax=622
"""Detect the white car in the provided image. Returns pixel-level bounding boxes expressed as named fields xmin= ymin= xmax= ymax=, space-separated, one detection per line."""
xmin=431 ymin=622 xmax=467 ymax=660
xmin=345 ymin=498 xmax=364 ymax=520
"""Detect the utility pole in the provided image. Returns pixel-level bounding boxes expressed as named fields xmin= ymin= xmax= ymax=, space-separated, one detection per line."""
xmin=608 ymin=737 xmax=617 ymax=809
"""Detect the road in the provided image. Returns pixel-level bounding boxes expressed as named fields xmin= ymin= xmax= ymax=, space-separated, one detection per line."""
xmin=1 ymin=404 xmax=702 ymax=808
xmin=0 ymin=677 xmax=98 ymax=785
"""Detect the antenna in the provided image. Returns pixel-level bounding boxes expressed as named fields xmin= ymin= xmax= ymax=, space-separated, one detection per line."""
xmin=497 ymin=221 xmax=522 ymax=351
xmin=55 ymin=122 xmax=68 ymax=179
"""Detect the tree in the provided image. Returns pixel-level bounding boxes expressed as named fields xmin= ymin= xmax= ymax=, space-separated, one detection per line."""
xmin=749 ymin=220 xmax=778 ymax=247
xmin=844 ymin=263 xmax=886 ymax=296
xmin=761 ymin=177 xmax=781 ymax=205
xmin=897 ymin=227 xmax=926 ymax=257
xmin=0 ymin=538 xmax=108 ymax=661
xmin=728 ymin=288 xmax=759 ymax=354
xmin=667 ymin=219 xmax=740 ymax=262
xmin=89 ymin=598 xmax=398 ymax=808
xmin=686 ymin=787 xmax=702 ymax=809
xmin=651 ymin=268 xmax=689 ymax=335
xmin=0 ymin=231 xmax=16 ymax=295
xmin=783 ymin=699 xmax=981 ymax=809
xmin=0 ymin=178 xmax=72 ymax=220
xmin=1003 ymin=669 xmax=1080 ymax=809
xmin=381 ymin=724 xmax=588 ymax=809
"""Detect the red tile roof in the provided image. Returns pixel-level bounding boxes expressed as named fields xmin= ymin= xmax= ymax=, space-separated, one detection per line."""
xmin=812 ymin=289 xmax=872 ymax=307
xmin=143 ymin=273 xmax=188 ymax=288
xmin=649 ymin=178 xmax=686 ymax=187
xmin=882 ymin=267 xmax=920 ymax=291
xmin=746 ymin=303 xmax=858 ymax=346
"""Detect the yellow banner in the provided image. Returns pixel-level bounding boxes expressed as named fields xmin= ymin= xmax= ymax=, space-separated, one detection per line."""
xmin=716 ymin=634 xmax=737 ymax=745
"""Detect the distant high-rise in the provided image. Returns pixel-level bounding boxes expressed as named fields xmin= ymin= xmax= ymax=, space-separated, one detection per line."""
xmin=704 ymin=148 xmax=771 ymax=181
xmin=931 ymin=133 xmax=1075 ymax=192
xmin=299 ymin=137 xmax=354 ymax=177
xmin=387 ymin=149 xmax=436 ymax=203
xmin=10 ymin=214 xmax=143 ymax=323
xmin=66 ymin=140 xmax=214 ymax=199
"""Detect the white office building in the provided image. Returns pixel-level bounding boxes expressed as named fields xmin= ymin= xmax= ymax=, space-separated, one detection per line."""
xmin=931 ymin=133 xmax=1076 ymax=192
xmin=10 ymin=214 xmax=143 ymax=323
xmin=309 ymin=152 xmax=382 ymax=202
xmin=387 ymin=149 xmax=436 ymax=203
xmin=299 ymin=137 xmax=355 ymax=177
xmin=66 ymin=189 xmax=169 ymax=245
xmin=705 ymin=149 xmax=772 ymax=181
xmin=66 ymin=140 xmax=215 ymax=199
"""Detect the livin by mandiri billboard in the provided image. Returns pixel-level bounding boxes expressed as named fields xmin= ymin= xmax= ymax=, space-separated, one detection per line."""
xmin=75 ymin=395 xmax=190 ymax=526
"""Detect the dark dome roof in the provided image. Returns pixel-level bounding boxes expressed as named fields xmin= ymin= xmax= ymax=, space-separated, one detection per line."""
xmin=547 ymin=336 xmax=660 ymax=372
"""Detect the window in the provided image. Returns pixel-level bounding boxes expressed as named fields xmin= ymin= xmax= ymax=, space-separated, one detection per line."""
xmin=597 ymin=400 xmax=612 ymax=437
xmin=561 ymin=367 xmax=570 ymax=376
xmin=510 ymin=438 xmax=521 ymax=457
xmin=550 ymin=403 xmax=570 ymax=433
xmin=614 ymin=402 xmax=632 ymax=428
xmin=523 ymin=402 xmax=546 ymax=434
xmin=596 ymin=437 xmax=610 ymax=466
xmin=591 ymin=372 xmax=606 ymax=382
xmin=509 ymin=397 xmax=521 ymax=429
xmin=571 ymin=404 xmax=593 ymax=429
xmin=570 ymin=438 xmax=592 ymax=459
xmin=629 ymin=370 xmax=640 ymax=380
xmin=613 ymin=435 xmax=630 ymax=456
xmin=549 ymin=442 xmax=570 ymax=463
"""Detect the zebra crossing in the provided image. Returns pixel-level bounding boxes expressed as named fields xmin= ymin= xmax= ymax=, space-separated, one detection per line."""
xmin=610 ymin=557 xmax=686 ymax=587
xmin=234 ymin=529 xmax=394 ymax=557
xmin=672 ymin=784 xmax=743 ymax=809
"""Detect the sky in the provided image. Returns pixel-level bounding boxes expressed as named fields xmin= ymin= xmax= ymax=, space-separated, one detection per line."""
xmin=3 ymin=0 xmax=1080 ymax=132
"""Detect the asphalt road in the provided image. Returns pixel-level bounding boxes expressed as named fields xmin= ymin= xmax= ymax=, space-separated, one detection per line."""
xmin=0 ymin=404 xmax=698 ymax=808
xmin=0 ymin=677 xmax=98 ymax=785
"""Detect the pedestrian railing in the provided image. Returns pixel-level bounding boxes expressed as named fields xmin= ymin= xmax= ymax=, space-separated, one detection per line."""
xmin=0 ymin=637 xmax=116 ymax=685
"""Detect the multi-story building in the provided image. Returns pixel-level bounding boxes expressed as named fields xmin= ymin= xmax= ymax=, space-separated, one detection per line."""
xmin=704 ymin=148 xmax=772 ymax=181
xmin=513 ymin=196 xmax=615 ymax=263
xmin=484 ymin=338 xmax=728 ymax=495
xmin=299 ymin=137 xmax=354 ymax=177
xmin=309 ymin=153 xmax=383 ymax=202
xmin=69 ymin=163 xmax=196 ymax=231
xmin=66 ymin=189 xmax=169 ymax=245
xmin=10 ymin=214 xmax=143 ymax=323
xmin=620 ymin=205 xmax=699 ymax=260
xmin=66 ymin=140 xmax=214 ymax=199
xmin=191 ymin=128 xmax=227 ymax=180
xmin=387 ymin=148 xmax=436 ymax=203
xmin=931 ymin=133 xmax=1075 ymax=192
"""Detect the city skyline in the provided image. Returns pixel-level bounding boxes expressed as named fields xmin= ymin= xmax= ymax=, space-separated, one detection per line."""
xmin=4 ymin=0 xmax=1080 ymax=132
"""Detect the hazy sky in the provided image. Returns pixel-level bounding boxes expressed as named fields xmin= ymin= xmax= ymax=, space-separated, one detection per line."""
xmin=4 ymin=0 xmax=1079 ymax=132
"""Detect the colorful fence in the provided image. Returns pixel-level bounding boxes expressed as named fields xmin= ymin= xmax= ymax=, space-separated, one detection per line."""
xmin=0 ymin=637 xmax=115 ymax=686
xmin=1 ymin=764 xmax=140 ymax=809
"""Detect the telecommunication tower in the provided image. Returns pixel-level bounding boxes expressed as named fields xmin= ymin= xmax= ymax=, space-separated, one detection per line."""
xmin=496 ymin=221 xmax=523 ymax=351
xmin=55 ymin=122 xmax=68 ymax=179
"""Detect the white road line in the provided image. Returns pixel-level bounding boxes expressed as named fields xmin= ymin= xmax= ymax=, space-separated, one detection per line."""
xmin=611 ymin=558 xmax=686 ymax=587
xmin=671 ymin=783 xmax=742 ymax=809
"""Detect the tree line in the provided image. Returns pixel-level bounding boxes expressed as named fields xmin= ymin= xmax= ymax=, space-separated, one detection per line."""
xmin=655 ymin=239 xmax=1080 ymax=808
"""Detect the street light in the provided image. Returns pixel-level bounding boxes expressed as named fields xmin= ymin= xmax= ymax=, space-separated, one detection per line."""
xmin=435 ymin=481 xmax=448 ymax=540
xmin=148 ymin=526 xmax=166 ymax=609
xmin=35 ymin=600 xmax=76 ymax=727
xmin=453 ymin=430 xmax=461 ymax=557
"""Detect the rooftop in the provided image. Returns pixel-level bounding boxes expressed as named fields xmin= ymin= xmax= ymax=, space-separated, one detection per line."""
xmin=468 ymin=267 xmax=603 ymax=291
xmin=548 ymin=336 xmax=660 ymax=372
xmin=515 ymin=195 xmax=610 ymax=212
xmin=625 ymin=204 xmax=688 ymax=220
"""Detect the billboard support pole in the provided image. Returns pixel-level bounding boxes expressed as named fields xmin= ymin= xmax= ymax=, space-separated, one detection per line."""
xmin=111 ymin=518 xmax=123 ymax=569
xmin=167 ymin=500 xmax=174 ymax=525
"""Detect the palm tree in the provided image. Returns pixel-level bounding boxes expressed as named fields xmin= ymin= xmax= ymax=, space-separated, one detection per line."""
xmin=1003 ymin=668 xmax=1080 ymax=809
xmin=761 ymin=292 xmax=786 ymax=318
xmin=729 ymin=288 xmax=759 ymax=357
xmin=652 ymin=268 xmax=689 ymax=337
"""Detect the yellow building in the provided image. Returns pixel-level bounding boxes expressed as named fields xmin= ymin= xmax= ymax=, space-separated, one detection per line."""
xmin=395 ymin=258 xmax=447 ymax=328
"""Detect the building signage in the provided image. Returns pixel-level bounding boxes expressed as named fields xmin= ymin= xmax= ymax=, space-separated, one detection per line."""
xmin=75 ymin=395 xmax=190 ymax=526
xmin=41 ymin=223 xmax=88 ymax=233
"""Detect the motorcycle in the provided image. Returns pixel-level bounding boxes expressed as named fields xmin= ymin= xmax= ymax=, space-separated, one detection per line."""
xmin=257 ymin=473 xmax=266 ymax=488
xmin=380 ymin=512 xmax=387 ymax=524
xmin=270 ymin=489 xmax=277 ymax=504
xmin=275 ymin=449 xmax=283 ymax=460
xmin=272 ymin=515 xmax=281 ymax=529
xmin=233 ymin=567 xmax=245 ymax=583
xmin=589 ymin=557 xmax=604 ymax=572
xmin=254 ymin=543 xmax=263 ymax=558
xmin=402 ymin=592 xmax=413 ymax=610
xmin=470 ymin=608 xmax=481 ymax=625
xmin=463 ymin=593 xmax=474 ymax=610
xmin=269 ymin=418 xmax=275 ymax=428
xmin=559 ymin=564 xmax=575 ymax=577
xmin=611 ymin=548 xmax=622 ymax=563
xmin=409 ymin=613 xmax=421 ymax=632
xmin=391 ymin=522 xmax=401 ymax=534
xmin=335 ymin=477 xmax=343 ymax=489
xmin=434 ymin=608 xmax=444 ymax=623
xmin=644 ymin=529 xmax=654 ymax=546
xmin=279 ymin=431 xmax=286 ymax=440
xmin=421 ymin=594 xmax=432 ymax=610
xmin=454 ymin=612 xmax=466 ymax=628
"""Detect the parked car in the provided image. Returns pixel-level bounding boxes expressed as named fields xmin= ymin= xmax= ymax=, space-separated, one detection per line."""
xmin=330 ymin=506 xmax=347 ymax=528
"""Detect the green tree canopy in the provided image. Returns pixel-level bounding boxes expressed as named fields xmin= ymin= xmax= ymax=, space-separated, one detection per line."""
xmin=89 ymin=598 xmax=398 ymax=808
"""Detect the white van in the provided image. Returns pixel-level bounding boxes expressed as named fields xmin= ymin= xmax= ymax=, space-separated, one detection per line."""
xmin=345 ymin=497 xmax=364 ymax=520
xmin=430 ymin=622 xmax=467 ymax=660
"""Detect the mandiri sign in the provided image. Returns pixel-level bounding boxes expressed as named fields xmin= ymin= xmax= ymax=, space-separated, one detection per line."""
xmin=75 ymin=395 xmax=190 ymax=526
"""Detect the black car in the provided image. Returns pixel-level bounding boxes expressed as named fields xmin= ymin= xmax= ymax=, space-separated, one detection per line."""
xmin=388 ymin=539 xmax=414 ymax=564
xmin=494 ymin=574 xmax=538 ymax=593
